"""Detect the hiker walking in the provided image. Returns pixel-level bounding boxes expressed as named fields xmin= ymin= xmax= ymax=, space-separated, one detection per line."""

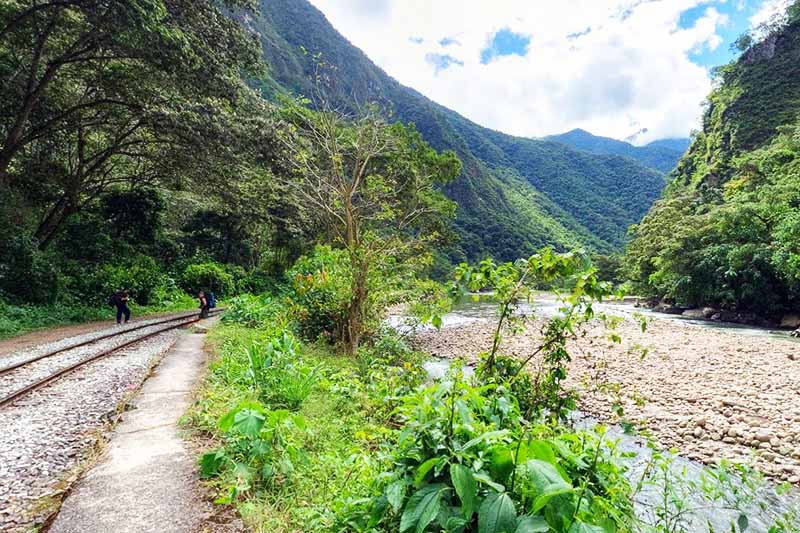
xmin=112 ymin=289 xmax=131 ymax=325
xmin=198 ymin=290 xmax=210 ymax=319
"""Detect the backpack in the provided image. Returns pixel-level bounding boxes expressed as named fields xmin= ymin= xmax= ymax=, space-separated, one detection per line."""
xmin=108 ymin=294 xmax=117 ymax=307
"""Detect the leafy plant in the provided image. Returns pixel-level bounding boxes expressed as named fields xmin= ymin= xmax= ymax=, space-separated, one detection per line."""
xmin=452 ymin=249 xmax=615 ymax=421
xmin=339 ymin=376 xmax=634 ymax=532
xmin=200 ymin=400 xmax=307 ymax=502
xmin=243 ymin=333 xmax=320 ymax=411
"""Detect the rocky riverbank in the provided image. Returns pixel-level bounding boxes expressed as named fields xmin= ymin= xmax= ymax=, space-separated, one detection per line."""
xmin=411 ymin=312 xmax=800 ymax=484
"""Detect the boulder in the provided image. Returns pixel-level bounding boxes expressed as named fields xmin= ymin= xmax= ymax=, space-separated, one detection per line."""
xmin=655 ymin=301 xmax=684 ymax=315
xmin=792 ymin=328 xmax=800 ymax=339
xmin=781 ymin=314 xmax=800 ymax=328
xmin=682 ymin=309 xmax=707 ymax=319
xmin=701 ymin=307 xmax=718 ymax=318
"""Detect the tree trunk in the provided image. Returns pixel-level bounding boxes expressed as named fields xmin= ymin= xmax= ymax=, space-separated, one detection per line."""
xmin=34 ymin=197 xmax=77 ymax=250
xmin=345 ymin=265 xmax=367 ymax=356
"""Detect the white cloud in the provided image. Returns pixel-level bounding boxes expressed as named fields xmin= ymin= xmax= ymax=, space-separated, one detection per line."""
xmin=306 ymin=0 xmax=767 ymax=144
xmin=750 ymin=0 xmax=791 ymax=27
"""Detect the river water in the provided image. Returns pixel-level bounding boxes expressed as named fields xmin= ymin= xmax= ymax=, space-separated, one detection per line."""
xmin=399 ymin=294 xmax=800 ymax=531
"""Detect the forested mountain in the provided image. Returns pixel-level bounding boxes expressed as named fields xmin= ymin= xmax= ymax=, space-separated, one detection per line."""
xmin=547 ymin=129 xmax=689 ymax=173
xmin=626 ymin=6 xmax=800 ymax=317
xmin=245 ymin=0 xmax=666 ymax=261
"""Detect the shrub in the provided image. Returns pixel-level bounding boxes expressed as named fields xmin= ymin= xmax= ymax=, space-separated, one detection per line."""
xmin=287 ymin=246 xmax=353 ymax=343
xmin=337 ymin=377 xmax=634 ymax=532
xmin=242 ymin=333 xmax=320 ymax=411
xmin=200 ymin=400 xmax=307 ymax=502
xmin=223 ymin=294 xmax=288 ymax=330
xmin=0 ymin=235 xmax=61 ymax=304
xmin=181 ymin=262 xmax=235 ymax=297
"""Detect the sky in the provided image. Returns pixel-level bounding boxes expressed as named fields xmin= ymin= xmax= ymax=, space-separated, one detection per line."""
xmin=307 ymin=0 xmax=791 ymax=145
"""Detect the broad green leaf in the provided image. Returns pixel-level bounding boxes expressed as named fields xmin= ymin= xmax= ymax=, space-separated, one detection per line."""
xmin=199 ymin=449 xmax=226 ymax=479
xmin=233 ymin=408 xmax=266 ymax=438
xmin=567 ymin=522 xmax=606 ymax=533
xmin=450 ymin=463 xmax=477 ymax=518
xmin=400 ymin=484 xmax=448 ymax=533
xmin=522 ymin=459 xmax=571 ymax=495
xmin=488 ymin=446 xmax=515 ymax=482
xmin=478 ymin=492 xmax=517 ymax=533
xmin=293 ymin=414 xmax=307 ymax=431
xmin=219 ymin=400 xmax=265 ymax=432
xmin=474 ymin=472 xmax=506 ymax=493
xmin=532 ymin=487 xmax=575 ymax=513
xmin=525 ymin=440 xmax=557 ymax=465
xmin=415 ymin=457 xmax=441 ymax=486
xmin=460 ymin=430 xmax=510 ymax=453
xmin=386 ymin=480 xmax=406 ymax=513
xmin=515 ymin=515 xmax=550 ymax=533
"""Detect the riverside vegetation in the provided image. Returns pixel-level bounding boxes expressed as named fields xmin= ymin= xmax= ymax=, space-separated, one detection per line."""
xmin=625 ymin=5 xmax=800 ymax=322
xmin=190 ymin=246 xmax=798 ymax=532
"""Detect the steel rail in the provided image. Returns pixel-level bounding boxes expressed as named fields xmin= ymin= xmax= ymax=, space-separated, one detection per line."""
xmin=0 ymin=309 xmax=221 ymax=377
xmin=0 ymin=313 xmax=219 ymax=408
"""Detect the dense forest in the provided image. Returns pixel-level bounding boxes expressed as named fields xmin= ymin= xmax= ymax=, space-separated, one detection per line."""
xmin=625 ymin=6 xmax=800 ymax=319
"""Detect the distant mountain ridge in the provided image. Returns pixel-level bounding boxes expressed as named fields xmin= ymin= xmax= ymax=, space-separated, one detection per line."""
xmin=245 ymin=0 xmax=667 ymax=261
xmin=546 ymin=129 xmax=689 ymax=174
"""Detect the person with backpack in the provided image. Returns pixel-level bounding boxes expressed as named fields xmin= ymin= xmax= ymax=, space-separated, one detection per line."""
xmin=198 ymin=290 xmax=210 ymax=319
xmin=110 ymin=289 xmax=131 ymax=325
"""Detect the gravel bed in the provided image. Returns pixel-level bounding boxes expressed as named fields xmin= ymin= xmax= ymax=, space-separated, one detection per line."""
xmin=0 ymin=328 xmax=182 ymax=532
xmin=412 ymin=314 xmax=800 ymax=485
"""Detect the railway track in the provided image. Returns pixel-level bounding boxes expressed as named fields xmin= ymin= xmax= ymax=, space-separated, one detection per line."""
xmin=0 ymin=310 xmax=221 ymax=409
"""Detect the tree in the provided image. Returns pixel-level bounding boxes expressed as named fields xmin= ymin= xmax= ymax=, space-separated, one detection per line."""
xmin=0 ymin=0 xmax=275 ymax=248
xmin=278 ymin=103 xmax=461 ymax=354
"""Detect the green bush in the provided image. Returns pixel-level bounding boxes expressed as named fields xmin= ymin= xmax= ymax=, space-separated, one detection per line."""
xmin=336 ymin=376 xmax=634 ymax=532
xmin=242 ymin=333 xmax=320 ymax=411
xmin=0 ymin=235 xmax=61 ymax=304
xmin=286 ymin=245 xmax=353 ymax=342
xmin=222 ymin=294 xmax=288 ymax=330
xmin=181 ymin=262 xmax=235 ymax=297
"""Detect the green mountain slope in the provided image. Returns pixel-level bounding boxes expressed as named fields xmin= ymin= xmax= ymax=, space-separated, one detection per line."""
xmin=625 ymin=6 xmax=800 ymax=317
xmin=547 ymin=129 xmax=688 ymax=173
xmin=245 ymin=0 xmax=666 ymax=261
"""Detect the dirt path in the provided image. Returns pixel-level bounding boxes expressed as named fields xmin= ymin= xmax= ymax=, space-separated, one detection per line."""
xmin=412 ymin=314 xmax=800 ymax=484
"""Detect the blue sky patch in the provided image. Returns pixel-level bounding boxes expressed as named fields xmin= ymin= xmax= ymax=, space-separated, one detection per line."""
xmin=480 ymin=28 xmax=531 ymax=64
xmin=439 ymin=36 xmax=460 ymax=47
xmin=425 ymin=53 xmax=464 ymax=73
xmin=677 ymin=1 xmax=769 ymax=70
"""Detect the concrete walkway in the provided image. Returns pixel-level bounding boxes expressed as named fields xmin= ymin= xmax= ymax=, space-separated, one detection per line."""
xmin=50 ymin=321 xmax=216 ymax=533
